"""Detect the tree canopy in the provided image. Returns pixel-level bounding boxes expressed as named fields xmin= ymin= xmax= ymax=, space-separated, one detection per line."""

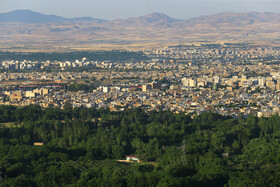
xmin=0 ymin=105 xmax=279 ymax=186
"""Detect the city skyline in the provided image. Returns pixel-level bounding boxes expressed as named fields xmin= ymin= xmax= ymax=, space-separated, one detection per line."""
xmin=0 ymin=0 xmax=279 ymax=20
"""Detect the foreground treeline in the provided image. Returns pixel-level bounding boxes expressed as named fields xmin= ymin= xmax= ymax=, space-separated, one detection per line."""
xmin=0 ymin=51 xmax=148 ymax=62
xmin=0 ymin=105 xmax=280 ymax=186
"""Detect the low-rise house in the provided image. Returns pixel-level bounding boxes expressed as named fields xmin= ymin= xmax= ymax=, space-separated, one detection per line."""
xmin=126 ymin=155 xmax=140 ymax=162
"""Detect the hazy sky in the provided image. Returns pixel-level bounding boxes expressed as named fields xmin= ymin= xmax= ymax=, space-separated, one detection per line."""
xmin=0 ymin=0 xmax=280 ymax=20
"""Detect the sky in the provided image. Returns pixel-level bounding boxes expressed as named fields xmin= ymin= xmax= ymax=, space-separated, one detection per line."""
xmin=0 ymin=0 xmax=280 ymax=20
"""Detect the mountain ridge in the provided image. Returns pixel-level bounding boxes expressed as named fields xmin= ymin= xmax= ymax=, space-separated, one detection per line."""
xmin=0 ymin=9 xmax=107 ymax=23
xmin=0 ymin=9 xmax=279 ymax=25
xmin=0 ymin=10 xmax=280 ymax=51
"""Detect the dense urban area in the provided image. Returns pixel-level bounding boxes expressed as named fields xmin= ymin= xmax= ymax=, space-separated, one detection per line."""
xmin=1 ymin=41 xmax=280 ymax=186
xmin=1 ymin=42 xmax=280 ymax=118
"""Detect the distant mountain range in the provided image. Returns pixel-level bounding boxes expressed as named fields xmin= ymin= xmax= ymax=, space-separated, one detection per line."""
xmin=0 ymin=10 xmax=107 ymax=23
xmin=1 ymin=9 xmax=279 ymax=25
xmin=0 ymin=10 xmax=279 ymax=51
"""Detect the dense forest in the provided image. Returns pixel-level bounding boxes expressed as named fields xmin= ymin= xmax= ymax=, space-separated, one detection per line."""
xmin=0 ymin=51 xmax=149 ymax=62
xmin=0 ymin=105 xmax=280 ymax=186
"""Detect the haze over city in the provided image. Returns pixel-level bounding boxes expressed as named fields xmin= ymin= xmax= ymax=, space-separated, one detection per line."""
xmin=1 ymin=0 xmax=279 ymax=20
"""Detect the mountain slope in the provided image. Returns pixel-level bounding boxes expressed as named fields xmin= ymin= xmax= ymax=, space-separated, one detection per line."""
xmin=185 ymin=11 xmax=280 ymax=26
xmin=115 ymin=13 xmax=181 ymax=24
xmin=0 ymin=10 xmax=280 ymax=51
